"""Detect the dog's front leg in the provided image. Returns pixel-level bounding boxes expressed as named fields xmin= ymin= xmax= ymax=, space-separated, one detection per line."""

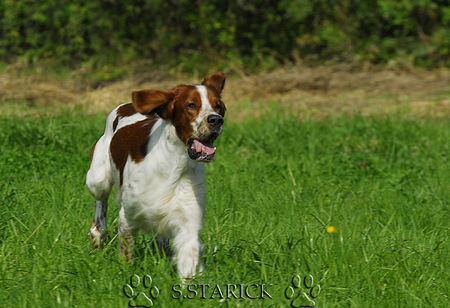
xmin=173 ymin=229 xmax=201 ymax=279
xmin=89 ymin=199 xmax=109 ymax=248
xmin=156 ymin=236 xmax=170 ymax=256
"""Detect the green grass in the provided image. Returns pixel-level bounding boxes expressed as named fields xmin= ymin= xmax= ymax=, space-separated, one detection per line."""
xmin=0 ymin=110 xmax=448 ymax=307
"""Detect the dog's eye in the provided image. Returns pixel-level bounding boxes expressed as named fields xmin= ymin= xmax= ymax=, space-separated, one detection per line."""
xmin=216 ymin=101 xmax=224 ymax=111
xmin=187 ymin=102 xmax=197 ymax=109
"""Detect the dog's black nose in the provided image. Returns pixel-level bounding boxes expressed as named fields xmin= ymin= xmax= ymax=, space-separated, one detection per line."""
xmin=207 ymin=114 xmax=223 ymax=128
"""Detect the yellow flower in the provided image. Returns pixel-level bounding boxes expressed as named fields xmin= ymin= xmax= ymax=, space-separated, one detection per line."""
xmin=326 ymin=225 xmax=338 ymax=234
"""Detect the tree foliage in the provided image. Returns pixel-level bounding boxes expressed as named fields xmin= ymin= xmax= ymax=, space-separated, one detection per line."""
xmin=0 ymin=0 xmax=448 ymax=67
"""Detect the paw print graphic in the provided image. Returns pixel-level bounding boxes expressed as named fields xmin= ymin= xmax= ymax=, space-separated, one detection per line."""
xmin=284 ymin=274 xmax=321 ymax=307
xmin=123 ymin=274 xmax=160 ymax=307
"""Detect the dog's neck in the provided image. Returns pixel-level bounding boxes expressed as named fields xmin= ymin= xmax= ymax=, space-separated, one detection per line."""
xmin=145 ymin=118 xmax=203 ymax=180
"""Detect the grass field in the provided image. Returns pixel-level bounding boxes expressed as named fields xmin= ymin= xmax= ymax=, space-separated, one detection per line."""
xmin=0 ymin=107 xmax=448 ymax=307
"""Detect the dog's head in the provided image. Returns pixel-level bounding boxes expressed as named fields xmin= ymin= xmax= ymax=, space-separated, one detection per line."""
xmin=131 ymin=72 xmax=226 ymax=162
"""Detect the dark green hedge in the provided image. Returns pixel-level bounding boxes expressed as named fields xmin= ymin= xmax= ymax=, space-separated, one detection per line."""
xmin=0 ymin=0 xmax=448 ymax=68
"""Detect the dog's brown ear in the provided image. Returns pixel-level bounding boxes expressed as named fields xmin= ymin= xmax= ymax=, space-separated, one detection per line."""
xmin=131 ymin=90 xmax=175 ymax=119
xmin=202 ymin=72 xmax=226 ymax=95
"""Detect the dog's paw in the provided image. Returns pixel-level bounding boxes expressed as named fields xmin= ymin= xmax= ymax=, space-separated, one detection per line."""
xmin=122 ymin=274 xmax=159 ymax=307
xmin=89 ymin=222 xmax=108 ymax=249
xmin=284 ymin=274 xmax=321 ymax=307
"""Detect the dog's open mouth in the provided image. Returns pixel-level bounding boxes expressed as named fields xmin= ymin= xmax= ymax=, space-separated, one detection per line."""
xmin=187 ymin=134 xmax=218 ymax=162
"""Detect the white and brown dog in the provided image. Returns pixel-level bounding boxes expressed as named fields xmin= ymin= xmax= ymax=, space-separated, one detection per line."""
xmin=86 ymin=73 xmax=226 ymax=278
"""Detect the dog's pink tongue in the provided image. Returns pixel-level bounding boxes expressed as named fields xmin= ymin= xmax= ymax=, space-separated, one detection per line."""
xmin=193 ymin=140 xmax=215 ymax=155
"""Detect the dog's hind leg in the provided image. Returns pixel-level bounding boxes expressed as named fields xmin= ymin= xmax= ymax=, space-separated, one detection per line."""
xmin=118 ymin=207 xmax=136 ymax=262
xmin=86 ymin=134 xmax=113 ymax=249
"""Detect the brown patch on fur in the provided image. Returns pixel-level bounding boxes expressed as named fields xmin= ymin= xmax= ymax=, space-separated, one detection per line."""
xmin=171 ymin=85 xmax=202 ymax=144
xmin=207 ymin=88 xmax=226 ymax=117
xmin=112 ymin=118 xmax=119 ymax=131
xmin=110 ymin=116 xmax=157 ymax=185
xmin=202 ymin=72 xmax=226 ymax=95
xmin=117 ymin=103 xmax=137 ymax=117
xmin=89 ymin=140 xmax=98 ymax=168
xmin=131 ymin=89 xmax=175 ymax=116
xmin=113 ymin=103 xmax=137 ymax=131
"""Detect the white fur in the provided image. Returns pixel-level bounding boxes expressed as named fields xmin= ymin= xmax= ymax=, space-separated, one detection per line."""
xmin=86 ymin=105 xmax=119 ymax=200
xmin=87 ymin=87 xmax=215 ymax=278
xmin=192 ymin=85 xmax=219 ymax=136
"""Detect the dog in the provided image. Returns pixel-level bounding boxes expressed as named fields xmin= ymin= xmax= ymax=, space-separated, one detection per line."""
xmin=86 ymin=72 xmax=226 ymax=278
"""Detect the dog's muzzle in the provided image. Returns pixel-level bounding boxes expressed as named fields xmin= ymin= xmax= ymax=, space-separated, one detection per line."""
xmin=187 ymin=133 xmax=219 ymax=162
xmin=187 ymin=114 xmax=223 ymax=162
